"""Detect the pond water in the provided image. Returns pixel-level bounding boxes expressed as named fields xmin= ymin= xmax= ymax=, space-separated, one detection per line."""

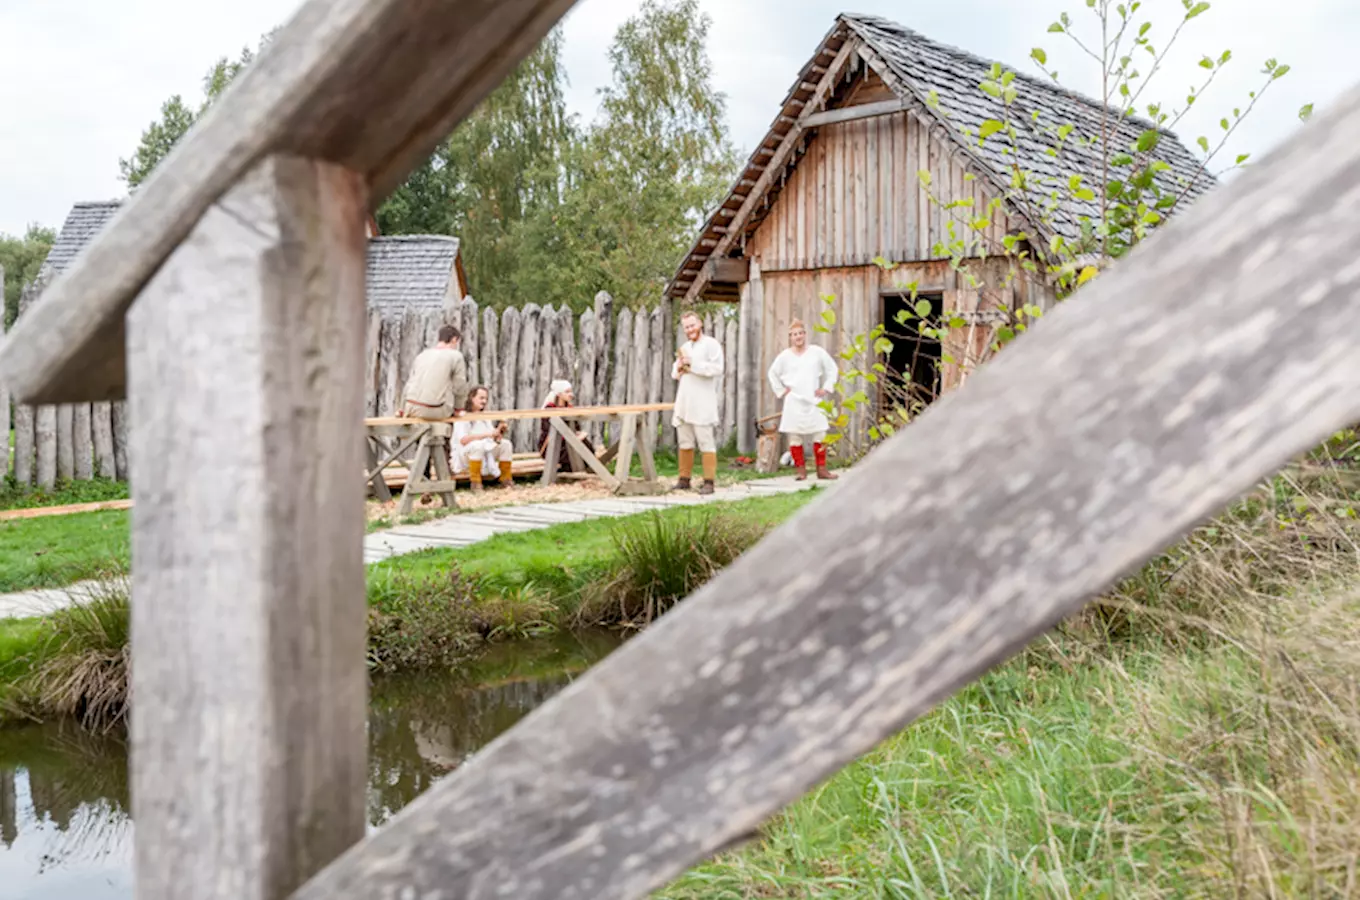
xmin=0 ymin=629 xmax=623 ymax=899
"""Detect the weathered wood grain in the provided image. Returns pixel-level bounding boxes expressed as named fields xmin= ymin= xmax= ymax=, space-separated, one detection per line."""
xmin=398 ymin=307 xmax=425 ymax=400
xmin=480 ymin=306 xmax=499 ymax=397
xmin=646 ymin=307 xmax=664 ymax=446
xmin=736 ymin=263 xmax=764 ymax=454
xmin=35 ymin=404 xmax=56 ymax=488
xmin=629 ymin=308 xmax=649 ymax=409
xmin=0 ymin=265 xmax=6 ymax=479
xmin=56 ymin=404 xmax=75 ymax=480
xmin=578 ymin=309 xmax=598 ymax=413
xmin=724 ymin=318 xmax=739 ymax=447
xmin=461 ymin=296 xmax=479 ymax=382
xmin=128 ymin=155 xmax=367 ymax=900
xmin=498 ymin=306 xmax=521 ymax=440
xmin=92 ymin=402 xmax=117 ymax=479
xmin=515 ymin=304 xmax=541 ymax=449
xmin=0 ymin=0 xmax=585 ymax=404
xmin=111 ymin=401 xmax=130 ymax=481
xmin=12 ymin=278 xmax=40 ymax=486
xmin=73 ymin=403 xmax=94 ymax=480
xmin=294 ymin=85 xmax=1360 ymax=900
xmin=658 ymin=298 xmax=676 ymax=449
xmin=377 ymin=315 xmax=403 ymax=417
xmin=609 ymin=307 xmax=632 ymax=409
xmin=591 ymin=292 xmax=612 ymax=445
xmin=536 ymin=305 xmax=555 ymax=419
xmin=555 ymin=306 xmax=577 ymax=388
xmin=364 ymin=308 xmax=383 ymax=418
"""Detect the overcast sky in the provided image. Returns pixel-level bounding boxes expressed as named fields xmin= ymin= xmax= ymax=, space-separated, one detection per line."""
xmin=0 ymin=0 xmax=1351 ymax=237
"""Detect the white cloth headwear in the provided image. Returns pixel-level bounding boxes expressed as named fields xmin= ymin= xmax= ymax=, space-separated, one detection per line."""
xmin=543 ymin=379 xmax=572 ymax=407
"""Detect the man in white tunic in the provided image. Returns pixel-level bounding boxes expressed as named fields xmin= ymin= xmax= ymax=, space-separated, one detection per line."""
xmin=767 ymin=318 xmax=839 ymax=481
xmin=450 ymin=385 xmax=513 ymax=490
xmin=671 ymin=311 xmax=724 ymax=495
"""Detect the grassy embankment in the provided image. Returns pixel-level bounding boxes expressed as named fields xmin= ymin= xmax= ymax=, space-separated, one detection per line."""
xmin=5 ymin=442 xmax=1360 ymax=895
xmin=0 ymin=490 xmax=818 ymax=728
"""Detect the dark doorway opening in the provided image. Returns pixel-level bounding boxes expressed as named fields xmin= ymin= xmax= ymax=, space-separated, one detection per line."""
xmin=881 ymin=292 xmax=942 ymax=417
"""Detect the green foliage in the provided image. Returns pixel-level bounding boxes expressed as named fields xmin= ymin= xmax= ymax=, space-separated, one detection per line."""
xmin=576 ymin=508 xmax=764 ymax=627
xmin=118 ymin=32 xmax=277 ymax=188
xmin=0 ymin=476 xmax=129 ymax=512
xmin=366 ymin=567 xmax=486 ymax=672
xmin=0 ymin=224 xmax=55 ymax=329
xmin=828 ymin=0 xmax=1308 ymax=452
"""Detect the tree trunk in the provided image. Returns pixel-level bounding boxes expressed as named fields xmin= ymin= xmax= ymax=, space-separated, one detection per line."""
xmin=93 ymin=401 xmax=117 ymax=478
xmin=74 ymin=403 xmax=94 ymax=480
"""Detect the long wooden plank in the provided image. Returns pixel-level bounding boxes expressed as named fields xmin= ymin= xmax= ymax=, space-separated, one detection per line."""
xmin=129 ymin=156 xmax=369 ymax=900
xmin=0 ymin=498 xmax=134 ymax=522
xmin=0 ymin=0 xmax=585 ymax=405
xmin=365 ymin=402 xmax=673 ymax=427
xmin=802 ymin=99 xmax=909 ymax=131
xmin=292 ymin=85 xmax=1360 ymax=899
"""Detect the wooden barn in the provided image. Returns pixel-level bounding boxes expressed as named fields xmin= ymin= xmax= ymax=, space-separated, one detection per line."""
xmin=668 ymin=14 xmax=1215 ymax=451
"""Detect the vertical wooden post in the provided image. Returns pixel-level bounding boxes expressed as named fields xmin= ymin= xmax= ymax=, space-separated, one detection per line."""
xmin=73 ymin=404 xmax=94 ymax=480
xmin=56 ymin=404 xmax=75 ymax=480
xmin=736 ymin=261 xmax=764 ymax=454
xmin=480 ymin=305 xmax=499 ymax=392
xmin=723 ymin=318 xmax=739 ymax=450
xmin=659 ymin=298 xmax=676 ymax=450
xmin=515 ymin=304 xmax=541 ymax=449
xmin=0 ymin=267 xmax=8 ymax=481
xmin=35 ymin=404 xmax=56 ymax=488
xmin=111 ymin=401 xmax=130 ymax=481
xmin=126 ymin=155 xmax=368 ymax=900
xmin=12 ymin=278 xmax=37 ymax=486
xmin=591 ymin=291 xmax=612 ymax=445
xmin=646 ymin=306 xmax=663 ymax=447
xmin=92 ymin=402 xmax=117 ymax=479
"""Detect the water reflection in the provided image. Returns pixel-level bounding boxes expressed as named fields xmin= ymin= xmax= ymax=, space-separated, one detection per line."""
xmin=0 ymin=629 xmax=621 ymax=898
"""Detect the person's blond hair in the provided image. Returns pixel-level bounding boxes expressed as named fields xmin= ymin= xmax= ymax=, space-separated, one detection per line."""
xmin=789 ymin=318 xmax=807 ymax=332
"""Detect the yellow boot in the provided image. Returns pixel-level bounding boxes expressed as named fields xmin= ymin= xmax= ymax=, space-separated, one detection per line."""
xmin=468 ymin=459 xmax=484 ymax=492
xmin=700 ymin=452 xmax=718 ymax=495
xmin=499 ymin=459 xmax=513 ymax=486
xmin=675 ymin=448 xmax=695 ymax=490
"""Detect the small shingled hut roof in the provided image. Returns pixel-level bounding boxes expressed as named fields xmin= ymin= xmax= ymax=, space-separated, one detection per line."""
xmin=40 ymin=200 xmax=468 ymax=314
xmin=667 ymin=13 xmax=1217 ymax=300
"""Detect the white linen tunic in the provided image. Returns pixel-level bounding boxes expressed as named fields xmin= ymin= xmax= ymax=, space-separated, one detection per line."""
xmin=671 ymin=334 xmax=724 ymax=427
xmin=450 ymin=419 xmax=511 ymax=472
xmin=767 ymin=345 xmax=838 ymax=434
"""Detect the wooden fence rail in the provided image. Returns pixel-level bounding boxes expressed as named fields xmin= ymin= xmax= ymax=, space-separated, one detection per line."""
xmin=1 ymin=0 xmax=1356 ymax=898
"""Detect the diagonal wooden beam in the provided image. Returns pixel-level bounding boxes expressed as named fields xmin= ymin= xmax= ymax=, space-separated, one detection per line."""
xmin=290 ymin=83 xmax=1360 ymax=899
xmin=0 ymin=0 xmax=583 ymax=405
xmin=680 ymin=34 xmax=859 ymax=305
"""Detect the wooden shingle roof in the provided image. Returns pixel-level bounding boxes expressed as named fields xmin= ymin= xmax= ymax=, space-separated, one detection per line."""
xmin=667 ymin=13 xmax=1217 ymax=301
xmin=40 ymin=200 xmax=465 ymax=313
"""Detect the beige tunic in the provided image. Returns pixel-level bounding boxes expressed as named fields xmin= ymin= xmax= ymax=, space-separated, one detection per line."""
xmin=400 ymin=347 xmax=468 ymax=414
xmin=671 ymin=334 xmax=724 ymax=427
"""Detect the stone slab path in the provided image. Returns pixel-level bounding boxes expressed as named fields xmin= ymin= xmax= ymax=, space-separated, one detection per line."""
xmin=0 ymin=474 xmax=841 ymax=620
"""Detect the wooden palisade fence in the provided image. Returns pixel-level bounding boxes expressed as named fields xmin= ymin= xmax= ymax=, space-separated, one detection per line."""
xmin=366 ymin=292 xmax=738 ymax=454
xmin=2 ymin=1 xmax=1359 ymax=899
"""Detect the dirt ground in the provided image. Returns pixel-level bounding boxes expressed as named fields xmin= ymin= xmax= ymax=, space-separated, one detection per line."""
xmin=366 ymin=476 xmax=623 ymax=527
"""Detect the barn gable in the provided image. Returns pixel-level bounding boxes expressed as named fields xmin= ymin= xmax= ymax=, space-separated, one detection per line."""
xmin=669 ymin=13 xmax=1216 ymax=302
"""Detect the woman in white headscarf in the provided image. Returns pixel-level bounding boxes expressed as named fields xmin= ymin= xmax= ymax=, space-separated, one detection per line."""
xmin=538 ymin=379 xmax=594 ymax=471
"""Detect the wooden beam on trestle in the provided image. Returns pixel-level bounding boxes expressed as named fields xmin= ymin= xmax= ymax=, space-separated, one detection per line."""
xmin=126 ymin=155 xmax=368 ymax=900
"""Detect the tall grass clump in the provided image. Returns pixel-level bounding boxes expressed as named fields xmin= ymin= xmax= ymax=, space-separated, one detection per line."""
xmin=576 ymin=509 xmax=766 ymax=627
xmin=366 ymin=566 xmax=487 ymax=673
xmin=22 ymin=577 xmax=132 ymax=733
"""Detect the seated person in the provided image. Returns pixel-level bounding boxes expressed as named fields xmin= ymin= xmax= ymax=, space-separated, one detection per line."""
xmin=538 ymin=379 xmax=594 ymax=472
xmin=450 ymin=385 xmax=514 ymax=491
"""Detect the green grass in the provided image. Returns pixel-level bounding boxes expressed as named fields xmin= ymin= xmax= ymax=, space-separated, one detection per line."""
xmin=0 ymin=509 xmax=129 ymax=593
xmin=0 ymin=476 xmax=128 ymax=511
xmin=369 ymin=489 xmax=819 ymax=603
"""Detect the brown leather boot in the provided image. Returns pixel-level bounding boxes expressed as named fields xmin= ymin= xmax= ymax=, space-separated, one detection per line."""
xmin=468 ymin=459 xmax=484 ymax=491
xmin=699 ymin=480 xmax=715 ymax=495
xmin=790 ymin=445 xmax=807 ymax=481
xmin=814 ymin=443 xmax=838 ymax=480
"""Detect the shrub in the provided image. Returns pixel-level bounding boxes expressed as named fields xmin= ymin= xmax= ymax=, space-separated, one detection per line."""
xmin=576 ymin=509 xmax=766 ymax=628
xmin=365 ymin=566 xmax=486 ymax=673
